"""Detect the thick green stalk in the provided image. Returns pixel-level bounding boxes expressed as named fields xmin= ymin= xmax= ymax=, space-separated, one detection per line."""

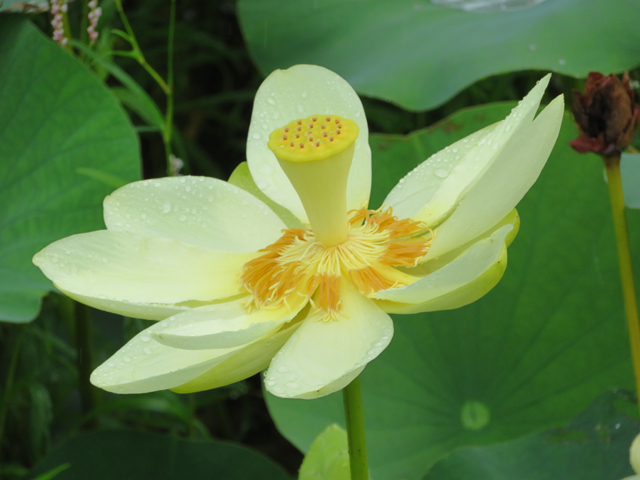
xmin=342 ymin=376 xmax=369 ymax=480
xmin=604 ymin=154 xmax=640 ymax=414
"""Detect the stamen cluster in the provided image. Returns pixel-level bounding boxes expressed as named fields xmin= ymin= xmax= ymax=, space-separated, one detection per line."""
xmin=240 ymin=208 xmax=433 ymax=320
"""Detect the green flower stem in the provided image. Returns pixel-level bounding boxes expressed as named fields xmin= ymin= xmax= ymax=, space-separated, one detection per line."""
xmin=61 ymin=7 xmax=72 ymax=52
xmin=80 ymin=0 xmax=89 ymax=45
xmin=342 ymin=375 xmax=369 ymax=480
xmin=0 ymin=327 xmax=23 ymax=456
xmin=164 ymin=0 xmax=176 ymax=175
xmin=113 ymin=0 xmax=171 ymax=95
xmin=74 ymin=301 xmax=97 ymax=425
xmin=604 ymin=154 xmax=640 ymax=414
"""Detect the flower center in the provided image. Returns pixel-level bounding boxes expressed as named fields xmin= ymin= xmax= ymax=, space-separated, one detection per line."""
xmin=267 ymin=115 xmax=359 ymax=162
xmin=240 ymin=208 xmax=433 ymax=320
xmin=267 ymin=115 xmax=359 ymax=247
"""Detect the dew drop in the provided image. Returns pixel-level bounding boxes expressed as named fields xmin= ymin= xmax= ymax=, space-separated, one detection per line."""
xmin=257 ymin=181 xmax=268 ymax=189
xmin=252 ymin=133 xmax=261 ymax=140
xmin=179 ymin=215 xmax=187 ymax=222
xmin=123 ymin=356 xmax=131 ymax=363
xmin=296 ymin=104 xmax=304 ymax=113
xmin=435 ymin=169 xmax=449 ymax=178
xmin=140 ymin=335 xmax=151 ymax=342
xmin=267 ymin=98 xmax=276 ymax=105
xmin=144 ymin=348 xmax=152 ymax=355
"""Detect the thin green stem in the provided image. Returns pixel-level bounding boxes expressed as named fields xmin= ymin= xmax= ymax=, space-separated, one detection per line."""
xmin=604 ymin=154 xmax=640 ymax=414
xmin=79 ymin=0 xmax=89 ymax=45
xmin=164 ymin=0 xmax=177 ymax=175
xmin=74 ymin=302 xmax=97 ymax=426
xmin=342 ymin=376 xmax=369 ymax=480
xmin=61 ymin=8 xmax=72 ymax=52
xmin=188 ymin=394 xmax=196 ymax=438
xmin=0 ymin=327 xmax=24 ymax=455
xmin=113 ymin=0 xmax=171 ymax=95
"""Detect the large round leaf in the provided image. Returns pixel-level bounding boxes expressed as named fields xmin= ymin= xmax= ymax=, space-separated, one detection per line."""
xmin=238 ymin=0 xmax=640 ymax=110
xmin=0 ymin=17 xmax=141 ymax=322
xmin=425 ymin=392 xmax=639 ymax=480
xmin=266 ymin=104 xmax=636 ymax=480
xmin=27 ymin=430 xmax=292 ymax=480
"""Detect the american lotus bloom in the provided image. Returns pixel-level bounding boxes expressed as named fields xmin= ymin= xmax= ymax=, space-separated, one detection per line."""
xmin=33 ymin=65 xmax=563 ymax=399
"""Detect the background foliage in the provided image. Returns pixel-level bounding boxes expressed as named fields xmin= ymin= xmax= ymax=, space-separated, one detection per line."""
xmin=1 ymin=0 xmax=640 ymax=479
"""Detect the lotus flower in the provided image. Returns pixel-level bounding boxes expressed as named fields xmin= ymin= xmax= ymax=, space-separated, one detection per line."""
xmin=33 ymin=65 xmax=563 ymax=399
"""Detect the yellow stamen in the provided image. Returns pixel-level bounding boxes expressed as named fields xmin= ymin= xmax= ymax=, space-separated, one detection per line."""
xmin=240 ymin=208 xmax=432 ymax=320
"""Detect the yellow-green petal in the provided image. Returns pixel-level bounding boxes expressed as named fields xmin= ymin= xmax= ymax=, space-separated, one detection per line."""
xmin=385 ymin=75 xmax=553 ymax=232
xmin=631 ymin=433 xmax=640 ymax=474
xmin=91 ymin=325 xmax=243 ymax=394
xmin=172 ymin=319 xmax=304 ymax=394
xmin=33 ymin=230 xmax=255 ymax=306
xmin=60 ymin=290 xmax=191 ymax=321
xmin=152 ymin=297 xmax=306 ymax=350
xmin=426 ymin=91 xmax=564 ymax=259
xmin=104 ymin=176 xmax=286 ymax=252
xmin=382 ymin=123 xmax=496 ymax=225
xmin=265 ymin=281 xmax=393 ymax=399
xmin=373 ymin=224 xmax=512 ymax=313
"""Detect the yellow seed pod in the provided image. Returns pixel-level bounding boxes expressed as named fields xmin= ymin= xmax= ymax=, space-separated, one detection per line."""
xmin=267 ymin=115 xmax=359 ymax=163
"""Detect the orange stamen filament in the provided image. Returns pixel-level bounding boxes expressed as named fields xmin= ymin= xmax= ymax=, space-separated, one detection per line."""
xmin=240 ymin=207 xmax=432 ymax=320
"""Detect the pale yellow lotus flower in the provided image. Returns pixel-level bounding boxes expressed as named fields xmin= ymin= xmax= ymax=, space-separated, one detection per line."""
xmin=33 ymin=65 xmax=563 ymax=399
